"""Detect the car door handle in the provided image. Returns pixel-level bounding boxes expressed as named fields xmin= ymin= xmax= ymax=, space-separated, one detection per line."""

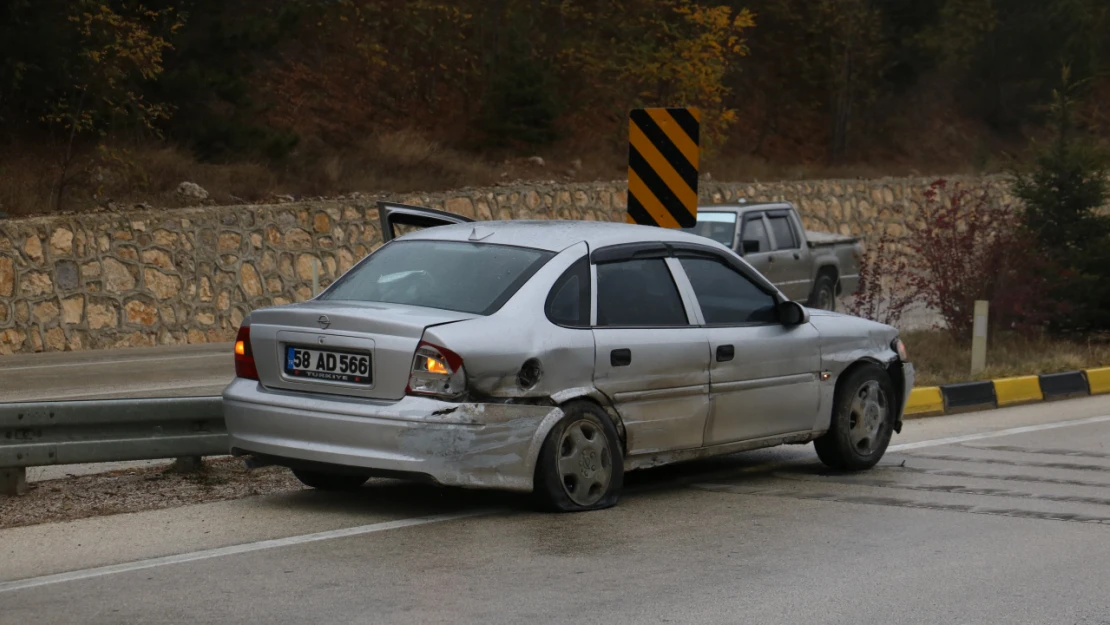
xmin=793 ymin=252 xmax=800 ymax=260
xmin=768 ymin=255 xmax=775 ymax=262
xmin=716 ymin=345 xmax=735 ymax=362
xmin=611 ymin=348 xmax=632 ymax=367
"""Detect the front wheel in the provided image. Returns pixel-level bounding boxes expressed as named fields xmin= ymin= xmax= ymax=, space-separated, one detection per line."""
xmin=814 ymin=364 xmax=895 ymax=471
xmin=534 ymin=401 xmax=624 ymax=512
xmin=292 ymin=469 xmax=369 ymax=491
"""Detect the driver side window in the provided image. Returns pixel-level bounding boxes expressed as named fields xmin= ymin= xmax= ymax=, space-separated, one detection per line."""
xmin=741 ymin=216 xmax=770 ymax=254
xmin=678 ymin=256 xmax=778 ymax=325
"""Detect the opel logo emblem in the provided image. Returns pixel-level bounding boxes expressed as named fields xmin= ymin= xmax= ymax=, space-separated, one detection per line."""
xmin=317 ymin=315 xmax=331 ymax=329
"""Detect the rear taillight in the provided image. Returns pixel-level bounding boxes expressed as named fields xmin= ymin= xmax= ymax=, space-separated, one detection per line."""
xmin=234 ymin=325 xmax=259 ymax=381
xmin=407 ymin=341 xmax=466 ymax=398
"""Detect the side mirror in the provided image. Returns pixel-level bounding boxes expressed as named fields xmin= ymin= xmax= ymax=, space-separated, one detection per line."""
xmin=778 ymin=300 xmax=809 ymax=326
xmin=740 ymin=239 xmax=761 ymax=255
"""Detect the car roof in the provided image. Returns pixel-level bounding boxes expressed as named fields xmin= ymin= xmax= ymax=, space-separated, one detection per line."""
xmin=397 ymin=219 xmax=735 ymax=254
xmin=696 ymin=202 xmax=793 ymax=214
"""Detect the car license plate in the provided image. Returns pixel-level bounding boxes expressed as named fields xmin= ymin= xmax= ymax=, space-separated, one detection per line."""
xmin=285 ymin=346 xmax=372 ymax=384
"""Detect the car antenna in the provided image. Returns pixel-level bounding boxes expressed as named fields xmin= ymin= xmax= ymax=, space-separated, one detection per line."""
xmin=468 ymin=227 xmax=493 ymax=241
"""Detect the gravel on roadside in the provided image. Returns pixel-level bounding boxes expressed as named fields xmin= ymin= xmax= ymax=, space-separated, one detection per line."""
xmin=0 ymin=457 xmax=306 ymax=530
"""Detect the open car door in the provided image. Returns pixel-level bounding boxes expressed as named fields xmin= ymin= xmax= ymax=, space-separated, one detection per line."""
xmin=378 ymin=201 xmax=475 ymax=243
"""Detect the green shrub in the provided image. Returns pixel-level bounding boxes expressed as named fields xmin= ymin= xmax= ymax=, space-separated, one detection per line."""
xmin=1012 ymin=75 xmax=1110 ymax=334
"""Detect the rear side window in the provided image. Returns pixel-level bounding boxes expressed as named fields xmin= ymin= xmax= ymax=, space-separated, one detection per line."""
xmin=546 ymin=257 xmax=590 ymax=327
xmin=679 ymin=257 xmax=777 ymax=324
xmin=768 ymin=214 xmax=798 ymax=250
xmin=741 ymin=216 xmax=771 ymax=253
xmin=322 ymin=241 xmax=553 ymax=315
xmin=596 ymin=259 xmax=688 ymax=327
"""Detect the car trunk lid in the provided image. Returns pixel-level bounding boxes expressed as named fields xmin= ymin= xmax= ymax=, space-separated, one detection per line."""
xmin=247 ymin=301 xmax=476 ymax=401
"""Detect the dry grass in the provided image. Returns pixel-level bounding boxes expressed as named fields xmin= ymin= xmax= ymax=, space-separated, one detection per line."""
xmin=701 ymin=152 xmax=983 ymax=183
xmin=288 ymin=129 xmax=501 ymax=194
xmin=905 ymin=330 xmax=1110 ymax=387
xmin=0 ymin=150 xmax=65 ymax=217
xmin=0 ymin=144 xmax=280 ymax=215
xmin=1 ymin=126 xmax=1015 ymax=218
xmin=0 ymin=131 xmax=509 ymax=216
xmin=127 ymin=146 xmax=279 ymax=206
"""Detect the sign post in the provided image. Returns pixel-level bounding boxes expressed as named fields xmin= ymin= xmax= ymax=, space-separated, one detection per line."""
xmin=626 ymin=107 xmax=701 ymax=228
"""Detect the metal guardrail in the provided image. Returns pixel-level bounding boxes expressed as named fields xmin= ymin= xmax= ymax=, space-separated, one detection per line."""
xmin=0 ymin=396 xmax=226 ymax=495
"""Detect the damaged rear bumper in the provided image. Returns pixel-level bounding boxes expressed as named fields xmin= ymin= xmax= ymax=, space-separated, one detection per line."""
xmin=222 ymin=378 xmax=562 ymax=492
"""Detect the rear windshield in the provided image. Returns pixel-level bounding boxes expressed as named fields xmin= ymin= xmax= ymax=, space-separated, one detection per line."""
xmin=681 ymin=212 xmax=737 ymax=247
xmin=321 ymin=240 xmax=554 ymax=315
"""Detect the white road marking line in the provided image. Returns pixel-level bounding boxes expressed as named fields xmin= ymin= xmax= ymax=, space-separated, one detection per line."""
xmin=887 ymin=415 xmax=1110 ymax=452
xmin=0 ymin=510 xmax=495 ymax=594
xmin=0 ymin=352 xmax=228 ymax=372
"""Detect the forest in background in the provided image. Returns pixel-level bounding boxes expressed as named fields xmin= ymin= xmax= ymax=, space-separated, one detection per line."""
xmin=2 ymin=0 xmax=1109 ymax=216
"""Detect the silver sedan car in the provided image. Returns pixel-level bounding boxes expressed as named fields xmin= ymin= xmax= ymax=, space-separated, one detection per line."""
xmin=223 ymin=202 xmax=915 ymax=511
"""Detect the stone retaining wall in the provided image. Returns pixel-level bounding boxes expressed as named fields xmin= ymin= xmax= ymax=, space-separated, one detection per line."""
xmin=0 ymin=175 xmax=1014 ymax=355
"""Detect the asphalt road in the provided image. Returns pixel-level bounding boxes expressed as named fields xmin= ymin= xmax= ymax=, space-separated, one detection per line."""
xmin=2 ymin=389 xmax=1108 ymax=624
xmin=0 ymin=342 xmax=234 ymax=403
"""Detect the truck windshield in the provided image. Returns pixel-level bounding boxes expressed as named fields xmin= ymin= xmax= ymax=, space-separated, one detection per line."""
xmin=682 ymin=212 xmax=737 ymax=247
xmin=321 ymin=240 xmax=554 ymax=315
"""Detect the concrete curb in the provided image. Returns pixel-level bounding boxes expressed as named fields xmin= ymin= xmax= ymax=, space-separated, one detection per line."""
xmin=905 ymin=367 xmax=1110 ymax=418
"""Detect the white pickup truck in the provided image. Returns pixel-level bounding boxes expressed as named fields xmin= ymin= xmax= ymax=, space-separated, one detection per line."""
xmin=682 ymin=202 xmax=862 ymax=311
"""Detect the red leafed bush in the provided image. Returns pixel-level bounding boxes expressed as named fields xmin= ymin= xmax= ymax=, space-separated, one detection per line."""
xmin=848 ymin=179 xmax=1054 ymax=340
xmin=844 ymin=231 xmax=919 ymax=329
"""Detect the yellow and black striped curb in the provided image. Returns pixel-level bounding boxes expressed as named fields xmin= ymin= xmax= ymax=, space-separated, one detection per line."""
xmin=905 ymin=367 xmax=1110 ymax=418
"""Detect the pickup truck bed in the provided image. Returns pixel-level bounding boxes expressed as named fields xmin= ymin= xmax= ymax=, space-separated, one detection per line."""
xmin=805 ymin=231 xmax=860 ymax=247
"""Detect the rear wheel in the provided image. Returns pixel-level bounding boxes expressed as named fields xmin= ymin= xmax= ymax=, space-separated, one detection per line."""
xmin=808 ymin=273 xmax=837 ymax=311
xmin=534 ymin=401 xmax=624 ymax=512
xmin=292 ymin=469 xmax=369 ymax=491
xmin=814 ymin=364 xmax=895 ymax=471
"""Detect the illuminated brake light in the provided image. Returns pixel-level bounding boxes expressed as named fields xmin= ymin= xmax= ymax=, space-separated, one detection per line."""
xmin=234 ymin=325 xmax=259 ymax=381
xmin=407 ymin=341 xmax=466 ymax=398
xmin=415 ymin=352 xmax=450 ymax=375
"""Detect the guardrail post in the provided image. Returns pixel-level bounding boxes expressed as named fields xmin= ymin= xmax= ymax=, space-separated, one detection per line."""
xmin=1 ymin=467 xmax=28 ymax=496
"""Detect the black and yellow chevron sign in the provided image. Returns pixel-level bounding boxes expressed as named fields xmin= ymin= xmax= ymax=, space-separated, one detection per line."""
xmin=626 ymin=107 xmax=700 ymax=228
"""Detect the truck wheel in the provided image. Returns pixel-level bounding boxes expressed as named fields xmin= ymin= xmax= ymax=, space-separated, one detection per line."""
xmin=534 ymin=401 xmax=624 ymax=512
xmin=292 ymin=469 xmax=369 ymax=491
xmin=814 ymin=364 xmax=895 ymax=471
xmin=808 ymin=273 xmax=837 ymax=311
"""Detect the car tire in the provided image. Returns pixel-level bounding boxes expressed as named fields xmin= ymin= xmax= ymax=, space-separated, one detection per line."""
xmin=292 ymin=469 xmax=370 ymax=491
xmin=814 ymin=363 xmax=896 ymax=471
xmin=808 ymin=273 xmax=837 ymax=311
xmin=534 ymin=401 xmax=624 ymax=512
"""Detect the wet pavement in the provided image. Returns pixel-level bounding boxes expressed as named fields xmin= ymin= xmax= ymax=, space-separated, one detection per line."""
xmin=2 ymin=395 xmax=1108 ymax=624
